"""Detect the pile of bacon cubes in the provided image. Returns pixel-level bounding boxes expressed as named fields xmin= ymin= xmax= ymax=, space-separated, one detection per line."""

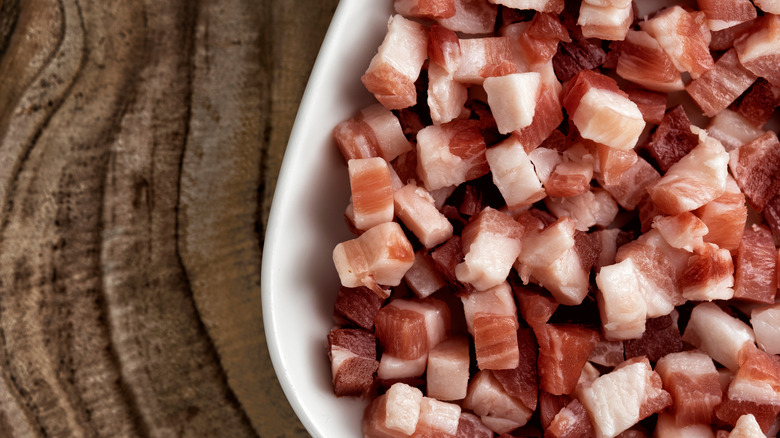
xmin=327 ymin=0 xmax=780 ymax=436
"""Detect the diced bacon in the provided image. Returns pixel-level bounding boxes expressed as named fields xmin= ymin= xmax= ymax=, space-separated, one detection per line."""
xmin=728 ymin=131 xmax=780 ymax=212
xmin=428 ymin=25 xmax=468 ymax=125
xmin=363 ymin=382 xmax=424 ymax=437
xmin=413 ymin=397 xmax=461 ymax=437
xmin=589 ymin=338 xmax=625 ymax=367
xmin=734 ymin=14 xmax=780 ymax=88
xmin=492 ymin=327 xmax=539 ymax=411
xmin=437 ymin=0 xmax=498 ymax=35
xmin=349 ymin=157 xmax=395 ymax=231
xmin=623 ymin=314 xmax=684 ymax=362
xmin=473 ymin=314 xmax=520 ymax=370
xmin=461 ymin=281 xmax=518 ymax=334
xmin=333 ymin=222 xmax=415 ymax=296
xmin=328 ymin=328 xmax=379 ymax=397
xmin=596 ymin=258 xmax=647 ymax=340
xmin=487 ymin=0 xmax=563 ymax=13
xmin=578 ymin=1 xmax=633 ymax=41
xmin=576 ymin=357 xmax=672 ymax=438
xmin=375 ymin=302 xmax=428 ymax=360
xmin=626 ymin=89 xmax=666 ymax=125
xmin=727 ymin=414 xmax=765 ymax=438
xmin=540 ymin=391 xmax=572 ymax=430
xmin=484 ymin=73 xmax=541 ymax=134
xmin=427 ymin=337 xmax=470 ymax=400
xmin=515 ymin=12 xmax=571 ymax=65
xmin=553 ymin=38 xmax=608 ymax=83
xmin=545 ymin=144 xmax=595 ymax=198
xmin=515 ymin=79 xmax=565 ymax=152
xmin=750 ymin=303 xmax=780 ymax=355
xmin=546 ymin=189 xmax=619 ymax=231
xmin=455 ymin=207 xmax=524 ymax=291
xmin=453 ymin=37 xmax=517 ymax=85
xmin=601 ymin=156 xmax=661 ymax=210
xmin=734 ymin=78 xmax=780 ymax=128
xmin=594 ymin=228 xmax=624 ymax=271
xmin=486 ymin=135 xmax=546 ymax=210
xmin=546 ymin=399 xmax=597 ymax=438
xmin=395 ymin=0 xmax=456 ymax=19
xmin=681 ymin=243 xmax=735 ymax=301
xmin=706 ymin=109 xmax=764 ymax=152
xmin=404 ymin=251 xmax=446 ymax=299
xmin=333 ymin=104 xmax=413 ymax=162
xmin=656 ymin=350 xmax=722 ymax=425
xmin=652 ymin=212 xmax=708 ymax=252
xmin=733 ymin=224 xmax=778 ymax=304
xmin=529 ymin=146 xmax=563 ymax=186
xmin=681 ymin=302 xmax=756 ymax=371
xmin=694 ymin=175 xmax=747 ymax=251
xmin=417 ymin=119 xmax=489 ymax=191
xmin=455 ymin=412 xmax=494 ymax=438
xmin=536 ymin=323 xmax=600 ymax=395
xmin=362 ymin=15 xmax=429 ymax=110
xmin=687 ymin=49 xmax=758 ymax=117
xmin=394 ymin=184 xmax=453 ymax=248
xmin=644 ymin=105 xmax=698 ymax=172
xmin=513 ymin=282 xmax=558 ymax=329
xmin=562 ymin=70 xmax=645 ymax=151
xmin=617 ymin=27 xmax=688 ymax=92
xmin=654 ymin=413 xmax=716 ymax=438
xmin=648 ymin=126 xmax=729 ymax=215
xmin=697 ymin=0 xmax=757 ymax=31
xmin=431 ymin=235 xmax=475 ymax=296
xmin=710 ymin=18 xmax=756 ymax=51
xmin=595 ymin=143 xmax=637 ymax=186
xmin=334 ymin=286 xmax=386 ymax=330
xmin=640 ymin=6 xmax=714 ymax=80
xmin=463 ymin=370 xmax=534 ymax=434
xmin=378 ymin=353 xmax=428 ymax=380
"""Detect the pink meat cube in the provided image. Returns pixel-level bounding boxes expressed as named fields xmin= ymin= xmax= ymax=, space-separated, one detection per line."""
xmin=727 ymin=414 xmax=765 ymax=438
xmin=436 ymin=0 xmax=497 ymax=34
xmin=623 ymin=314 xmax=684 ymax=362
xmin=706 ymin=109 xmax=764 ymax=152
xmin=431 ymin=236 xmax=475 ymax=296
xmin=626 ymin=89 xmax=667 ymax=125
xmin=404 ymin=250 xmax=446 ymax=299
xmin=484 ymin=72 xmax=541 ymax=134
xmin=427 ymin=337 xmax=470 ymax=401
xmin=644 ymin=105 xmax=698 ymax=172
xmin=375 ymin=302 xmax=428 ymax=360
xmin=516 ymin=12 xmax=571 ymax=65
xmin=486 ymin=135 xmax=546 ymax=210
xmin=394 ymin=183 xmax=453 ymax=249
xmin=427 ymin=25 xmax=468 ymax=125
xmin=394 ymin=0 xmax=456 ymax=19
xmin=681 ymin=302 xmax=756 ymax=372
xmin=733 ymin=224 xmax=778 ymax=304
xmin=461 ymin=281 xmax=517 ymax=334
xmin=333 ymin=286 xmax=386 ymax=330
xmin=455 ymin=412 xmax=494 ymax=438
xmin=378 ymin=353 xmax=428 ymax=380
xmin=492 ymin=327 xmax=539 ymax=411
xmin=652 ymin=212 xmax=708 ymax=252
xmin=733 ymin=78 xmax=780 ymax=128
xmin=416 ymin=119 xmax=489 ymax=191
xmin=654 ymin=413 xmax=716 ymax=438
xmin=412 ymin=397 xmax=461 ymax=437
xmin=473 ymin=314 xmax=520 ymax=370
xmin=553 ymin=38 xmax=607 ymax=83
xmin=694 ymin=175 xmax=747 ymax=251
xmin=363 ymin=382 xmax=424 ymax=437
xmin=349 ymin=157 xmax=395 ymax=231
xmin=328 ymin=328 xmax=379 ymax=397
xmin=734 ymin=14 xmax=780 ymax=88
xmin=686 ymin=49 xmax=757 ymax=117
xmin=640 ymin=6 xmax=714 ymax=80
xmin=728 ymin=131 xmax=780 ymax=212
xmin=595 ymin=143 xmax=637 ymax=186
xmin=599 ymin=155 xmax=660 ymax=210
xmin=655 ymin=350 xmax=722 ymax=425
xmin=545 ymin=188 xmax=619 ymax=231
xmin=513 ymin=282 xmax=558 ymax=329
xmin=681 ymin=242 xmax=735 ymax=301
xmin=589 ymin=337 xmax=625 ymax=367
xmin=697 ymin=0 xmax=757 ymax=31
xmin=362 ymin=15 xmax=428 ymax=110
xmin=463 ymin=370 xmax=534 ymax=434
xmin=514 ymin=79 xmax=564 ymax=153
xmin=545 ymin=144 xmax=595 ymax=199
xmin=578 ymin=1 xmax=633 ymax=41
xmin=546 ymin=399 xmax=597 ymax=438
xmin=750 ymin=303 xmax=780 ymax=355
xmin=333 ymin=104 xmax=412 ymax=162
xmin=596 ymin=258 xmax=648 ymax=340
xmin=710 ymin=18 xmax=756 ymax=51
xmin=453 ymin=37 xmax=516 ymax=84
xmin=536 ymin=323 xmax=600 ymax=395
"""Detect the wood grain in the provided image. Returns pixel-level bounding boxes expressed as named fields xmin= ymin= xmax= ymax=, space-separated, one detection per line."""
xmin=0 ymin=0 xmax=337 ymax=436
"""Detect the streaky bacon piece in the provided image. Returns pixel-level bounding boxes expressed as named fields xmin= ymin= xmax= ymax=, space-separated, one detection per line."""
xmin=734 ymin=13 xmax=780 ymax=88
xmin=652 ymin=212 xmax=708 ymax=252
xmin=562 ymin=69 xmax=645 ymax=151
xmin=536 ymin=323 xmax=600 ymax=395
xmin=529 ymin=146 xmax=562 ymax=188
xmin=596 ymin=258 xmax=647 ymax=340
xmin=596 ymin=143 xmax=637 ymax=186
xmin=681 ymin=242 xmax=736 ymax=302
xmin=710 ymin=18 xmax=756 ymax=51
xmin=484 ymin=73 xmax=541 ymax=134
xmin=750 ymin=303 xmax=780 ymax=355
xmin=427 ymin=25 xmax=468 ymax=125
xmin=654 ymin=412 xmax=716 ymax=438
xmin=362 ymin=15 xmax=428 ymax=110
xmin=546 ymin=399 xmax=596 ymax=438
xmin=681 ymin=302 xmax=756 ymax=372
xmin=492 ymin=327 xmax=539 ymax=411
xmin=727 ymin=414 xmax=765 ymax=438
xmin=334 ymin=286 xmax=386 ymax=330
xmin=696 ymin=0 xmax=757 ymax=31
xmin=728 ymin=131 xmax=780 ymax=212
xmin=516 ymin=12 xmax=571 ymax=65
xmin=733 ymin=78 xmax=780 ymax=128
xmin=733 ymin=224 xmax=778 ymax=304
xmin=349 ymin=157 xmax=395 ymax=231
xmin=589 ymin=337 xmax=625 ymax=367
xmin=694 ymin=175 xmax=747 ymax=252
xmin=488 ymin=0 xmax=564 ymax=13
xmin=515 ymin=78 xmax=565 ymax=153
xmin=461 ymin=282 xmax=517 ymax=334
xmin=716 ymin=344 xmax=780 ymax=432
xmin=394 ymin=183 xmax=454 ymax=249
xmin=363 ymin=382 xmax=424 ymax=437
xmin=463 ymin=369 xmax=534 ymax=434
xmin=637 ymin=195 xmax=663 ymax=234
xmin=648 ymin=126 xmax=729 ymax=215
xmin=404 ymin=250 xmax=446 ymax=299
xmin=437 ymin=0 xmax=498 ymax=35
xmin=431 ymin=235 xmax=476 ymax=296
xmin=545 ymin=188 xmax=619 ymax=231
xmin=513 ymin=282 xmax=558 ymax=329
xmin=600 ymin=155 xmax=661 ymax=210
xmin=473 ymin=313 xmax=520 ymax=370
xmin=453 ymin=37 xmax=517 ymax=84
xmin=378 ymin=353 xmax=428 ymax=380
xmin=375 ymin=301 xmax=428 ymax=360
xmin=553 ymin=38 xmax=608 ymax=83
xmin=455 ymin=412 xmax=494 ymax=438
xmin=333 ymin=104 xmax=412 ymax=162
xmin=626 ymin=89 xmax=666 ymax=125
xmin=686 ymin=49 xmax=758 ymax=117
xmin=333 ymin=222 xmax=415 ymax=297
xmin=486 ymin=135 xmax=546 ymax=210
xmin=645 ymin=105 xmax=698 ymax=173
xmin=623 ymin=314 xmax=684 ymax=362
xmin=328 ymin=328 xmax=379 ymax=397
xmin=412 ymin=397 xmax=461 ymax=437
xmin=706 ymin=109 xmax=764 ymax=152
xmin=427 ymin=337 xmax=470 ymax=401
xmin=576 ymin=357 xmax=672 ymax=438
xmin=545 ymin=143 xmax=595 ymax=198
xmin=395 ymin=0 xmax=456 ymax=19
xmin=640 ymin=6 xmax=714 ymax=80
xmin=578 ymin=1 xmax=633 ymax=41
xmin=417 ymin=119 xmax=489 ymax=191
xmin=540 ymin=391 xmax=572 ymax=430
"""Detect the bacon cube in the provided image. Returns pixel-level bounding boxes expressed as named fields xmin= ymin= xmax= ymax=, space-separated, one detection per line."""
xmin=623 ymin=314 xmax=684 ymax=362
xmin=733 ymin=78 xmax=780 ymax=128
xmin=492 ymin=327 xmax=539 ymax=411
xmin=394 ymin=183 xmax=453 ymax=249
xmin=728 ymin=131 xmax=780 ymax=212
xmin=710 ymin=18 xmax=756 ymax=51
xmin=437 ymin=0 xmax=498 ymax=35
xmin=363 ymin=382 xmax=424 ymax=437
xmin=697 ymin=0 xmax=757 ymax=31
xmin=644 ymin=105 xmax=697 ymax=172
xmin=576 ymin=357 xmax=672 ymax=438
xmin=484 ymin=72 xmax=541 ymax=134
xmin=473 ymin=314 xmax=520 ymax=370
xmin=334 ymin=286 xmax=386 ymax=330
xmin=427 ymin=25 xmax=468 ymax=125
xmin=394 ymin=0 xmax=456 ymax=19
xmin=514 ymin=79 xmax=564 ymax=153
xmin=413 ymin=397 xmax=461 ymax=437
xmin=349 ymin=157 xmax=395 ymax=231
xmin=545 ymin=143 xmax=595 ymax=198
xmin=727 ymin=414 xmax=765 ymax=438
xmin=652 ymin=212 xmax=708 ymax=253
xmin=654 ymin=413 xmax=715 ymax=438
xmin=686 ymin=49 xmax=757 ymax=117
xmin=553 ymin=38 xmax=608 ymax=83
xmin=694 ymin=176 xmax=747 ymax=251
xmin=599 ymin=156 xmax=660 ymax=210
xmin=589 ymin=337 xmax=625 ymax=367
xmin=333 ymin=104 xmax=412 ymax=162
xmin=648 ymin=126 xmax=730 ymax=215
xmin=733 ymin=224 xmax=778 ymax=304
xmin=455 ymin=412 xmax=494 ymax=438
xmin=461 ymin=281 xmax=518 ymax=334
xmin=328 ymin=328 xmax=379 ymax=397
xmin=453 ymin=37 xmax=517 ymax=84
xmin=486 ymin=136 xmax=546 ymax=210
xmin=681 ymin=302 xmax=756 ymax=371
xmin=513 ymin=282 xmax=558 ymax=329
xmin=375 ymin=301 xmax=428 ymax=360
xmin=463 ymin=370 xmax=534 ymax=434
xmin=655 ymin=350 xmax=722 ymax=425
xmin=578 ymin=1 xmax=633 ymax=41
xmin=546 ymin=399 xmax=597 ymax=438
xmin=640 ymin=6 xmax=714 ymax=80
xmin=596 ymin=258 xmax=648 ymax=340
xmin=427 ymin=337 xmax=470 ymax=400
xmin=706 ymin=109 xmax=764 ymax=152
xmin=536 ymin=323 xmax=600 ymax=395
xmin=626 ymin=89 xmax=667 ymax=125
xmin=416 ymin=120 xmax=489 ymax=191
xmin=487 ymin=0 xmax=564 ymax=13
xmin=734 ymin=14 xmax=780 ymax=88
xmin=515 ymin=12 xmax=571 ymax=65
xmin=378 ymin=353 xmax=428 ymax=380
xmin=681 ymin=243 xmax=735 ymax=302
xmin=545 ymin=188 xmax=619 ymax=231
xmin=562 ymin=70 xmax=645 ymax=151
xmin=750 ymin=303 xmax=780 ymax=355
xmin=362 ymin=15 xmax=428 ymax=110
xmin=404 ymin=250 xmax=446 ymax=299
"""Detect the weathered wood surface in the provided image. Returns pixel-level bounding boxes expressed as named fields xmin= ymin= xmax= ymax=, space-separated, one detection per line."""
xmin=0 ymin=0 xmax=337 ymax=436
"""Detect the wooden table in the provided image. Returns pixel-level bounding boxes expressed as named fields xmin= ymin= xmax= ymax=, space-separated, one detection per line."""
xmin=0 ymin=0 xmax=337 ymax=436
